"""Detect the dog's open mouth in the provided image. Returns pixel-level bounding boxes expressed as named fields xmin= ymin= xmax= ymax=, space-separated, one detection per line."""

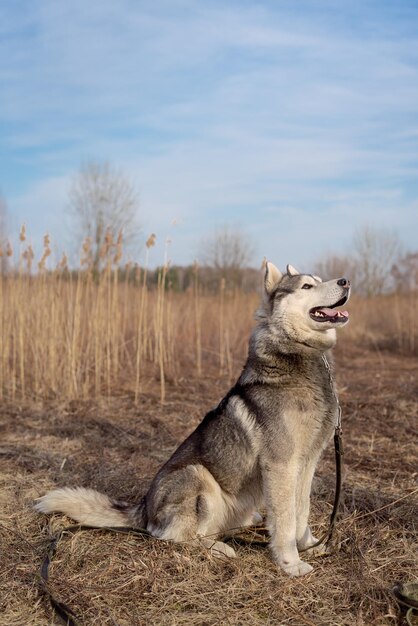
xmin=309 ymin=295 xmax=349 ymax=323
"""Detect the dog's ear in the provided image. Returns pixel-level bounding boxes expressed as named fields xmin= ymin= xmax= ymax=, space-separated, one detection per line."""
xmin=286 ymin=264 xmax=300 ymax=276
xmin=264 ymin=261 xmax=283 ymax=294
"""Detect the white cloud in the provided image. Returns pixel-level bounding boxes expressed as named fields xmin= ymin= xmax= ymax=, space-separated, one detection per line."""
xmin=1 ymin=0 xmax=418 ymax=267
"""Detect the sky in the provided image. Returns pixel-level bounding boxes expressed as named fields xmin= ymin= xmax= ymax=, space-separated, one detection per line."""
xmin=1 ymin=0 xmax=418 ymax=269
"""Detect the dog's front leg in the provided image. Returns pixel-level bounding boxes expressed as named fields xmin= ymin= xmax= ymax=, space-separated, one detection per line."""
xmin=296 ymin=459 xmax=318 ymax=550
xmin=262 ymin=461 xmax=313 ymax=577
xmin=296 ymin=459 xmax=329 ymax=557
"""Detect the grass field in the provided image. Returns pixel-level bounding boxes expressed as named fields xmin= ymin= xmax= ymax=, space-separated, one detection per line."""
xmin=0 ymin=242 xmax=417 ymax=625
xmin=1 ymin=342 xmax=417 ymax=625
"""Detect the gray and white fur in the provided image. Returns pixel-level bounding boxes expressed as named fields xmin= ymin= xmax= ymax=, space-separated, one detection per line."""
xmin=35 ymin=262 xmax=351 ymax=577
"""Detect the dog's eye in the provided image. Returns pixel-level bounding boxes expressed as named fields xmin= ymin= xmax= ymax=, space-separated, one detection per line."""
xmin=301 ymin=283 xmax=313 ymax=289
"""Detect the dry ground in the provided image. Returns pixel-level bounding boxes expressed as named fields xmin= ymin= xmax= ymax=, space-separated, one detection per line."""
xmin=0 ymin=346 xmax=417 ymax=626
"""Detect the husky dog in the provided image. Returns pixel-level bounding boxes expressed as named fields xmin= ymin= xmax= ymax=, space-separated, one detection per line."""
xmin=35 ymin=263 xmax=350 ymax=577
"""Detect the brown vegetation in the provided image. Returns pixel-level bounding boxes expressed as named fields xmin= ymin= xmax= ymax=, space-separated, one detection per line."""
xmin=0 ymin=230 xmax=417 ymax=625
xmin=1 ymin=347 xmax=417 ymax=625
xmin=0 ymin=231 xmax=417 ymax=404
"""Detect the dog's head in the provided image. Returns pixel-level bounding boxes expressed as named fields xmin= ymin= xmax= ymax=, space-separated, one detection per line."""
xmin=258 ymin=261 xmax=351 ymax=351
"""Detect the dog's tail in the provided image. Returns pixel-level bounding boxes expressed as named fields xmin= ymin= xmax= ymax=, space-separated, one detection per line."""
xmin=34 ymin=487 xmax=147 ymax=528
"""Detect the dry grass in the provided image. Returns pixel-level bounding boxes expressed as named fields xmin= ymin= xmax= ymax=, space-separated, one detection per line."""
xmin=0 ymin=232 xmax=417 ymax=624
xmin=0 ymin=264 xmax=417 ymax=405
xmin=343 ymin=294 xmax=418 ymax=356
xmin=0 ymin=347 xmax=417 ymax=626
xmin=0 ymin=267 xmax=259 ymax=404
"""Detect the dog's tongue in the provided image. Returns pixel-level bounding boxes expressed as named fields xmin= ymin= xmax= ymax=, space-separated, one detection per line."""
xmin=320 ymin=308 xmax=349 ymax=318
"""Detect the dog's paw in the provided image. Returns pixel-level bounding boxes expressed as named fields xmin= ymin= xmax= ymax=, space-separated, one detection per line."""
xmin=210 ymin=540 xmax=237 ymax=559
xmin=297 ymin=527 xmax=320 ymax=551
xmin=298 ymin=530 xmax=329 ymax=556
xmin=281 ymin=560 xmax=313 ymax=577
xmin=304 ymin=542 xmax=328 ymax=557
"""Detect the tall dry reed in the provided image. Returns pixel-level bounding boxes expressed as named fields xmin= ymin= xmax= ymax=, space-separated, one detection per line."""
xmin=0 ymin=229 xmax=416 ymax=404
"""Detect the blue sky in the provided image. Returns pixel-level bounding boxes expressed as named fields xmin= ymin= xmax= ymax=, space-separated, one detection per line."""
xmin=1 ymin=0 xmax=418 ymax=269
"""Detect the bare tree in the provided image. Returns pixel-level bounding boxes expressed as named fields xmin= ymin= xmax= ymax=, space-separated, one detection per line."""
xmin=352 ymin=225 xmax=401 ymax=296
xmin=69 ymin=161 xmax=140 ymax=268
xmin=314 ymin=254 xmax=358 ymax=284
xmin=391 ymin=252 xmax=418 ymax=293
xmin=198 ymin=225 xmax=255 ymax=289
xmin=313 ymin=225 xmax=402 ymax=296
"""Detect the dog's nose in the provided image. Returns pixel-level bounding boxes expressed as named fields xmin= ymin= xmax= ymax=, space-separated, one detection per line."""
xmin=337 ymin=278 xmax=350 ymax=288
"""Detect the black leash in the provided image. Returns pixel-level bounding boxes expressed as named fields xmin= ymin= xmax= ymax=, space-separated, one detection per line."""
xmin=298 ymin=355 xmax=345 ymax=552
xmin=299 ymin=424 xmax=344 ymax=553
xmin=39 ymin=525 xmax=79 ymax=626
xmin=38 ymin=525 xmax=151 ymax=626
xmin=392 ymin=582 xmax=418 ymax=626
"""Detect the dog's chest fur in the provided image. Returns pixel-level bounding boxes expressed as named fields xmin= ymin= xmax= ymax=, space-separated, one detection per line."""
xmin=236 ymin=351 xmax=338 ymax=459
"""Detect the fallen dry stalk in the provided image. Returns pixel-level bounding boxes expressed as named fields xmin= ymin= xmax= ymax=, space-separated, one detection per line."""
xmin=351 ymin=488 xmax=418 ymax=521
